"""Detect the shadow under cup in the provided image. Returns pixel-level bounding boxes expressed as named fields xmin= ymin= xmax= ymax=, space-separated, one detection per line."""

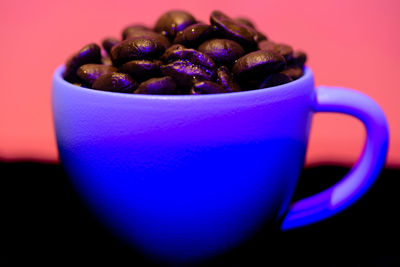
xmin=51 ymin=65 xmax=387 ymax=263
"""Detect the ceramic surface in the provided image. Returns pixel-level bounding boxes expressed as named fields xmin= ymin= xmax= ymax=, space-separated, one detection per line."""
xmin=52 ymin=66 xmax=388 ymax=262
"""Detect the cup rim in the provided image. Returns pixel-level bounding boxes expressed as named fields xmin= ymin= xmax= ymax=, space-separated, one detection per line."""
xmin=53 ymin=65 xmax=313 ymax=100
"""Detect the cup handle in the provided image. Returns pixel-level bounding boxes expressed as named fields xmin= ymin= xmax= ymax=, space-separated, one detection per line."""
xmin=280 ymin=86 xmax=389 ymax=230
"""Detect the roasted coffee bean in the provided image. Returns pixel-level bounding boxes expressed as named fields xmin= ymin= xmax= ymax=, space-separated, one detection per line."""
xmin=162 ymin=43 xmax=185 ymax=56
xmin=161 ymin=45 xmax=215 ymax=70
xmin=101 ymin=56 xmax=113 ymax=66
xmin=238 ymin=79 xmax=263 ymax=91
xmin=235 ymin=17 xmax=267 ymax=42
xmin=64 ymin=43 xmax=101 ymax=82
xmin=92 ymin=72 xmax=138 ymax=93
xmin=72 ymin=82 xmax=84 ymax=87
xmin=134 ymin=76 xmax=177 ymax=95
xmin=123 ymin=30 xmax=171 ymax=50
xmin=259 ymin=72 xmax=292 ymax=89
xmin=235 ymin=17 xmax=255 ymax=28
xmin=258 ymin=40 xmax=276 ymax=51
xmin=154 ymin=10 xmax=196 ymax=40
xmin=259 ymin=41 xmax=293 ymax=61
xmin=190 ymin=81 xmax=228 ymax=94
xmin=274 ymin=43 xmax=293 ymax=62
xmin=110 ymin=37 xmax=165 ymax=66
xmin=77 ymin=64 xmax=117 ymax=86
xmin=119 ymin=60 xmax=162 ymax=82
xmin=64 ymin=10 xmax=307 ymax=94
xmin=122 ymin=24 xmax=151 ymax=39
xmin=280 ymin=66 xmax=303 ymax=80
xmin=102 ymin=38 xmax=120 ymax=55
xmin=161 ymin=60 xmax=213 ymax=89
xmin=216 ymin=66 xmax=241 ymax=92
xmin=198 ymin=39 xmax=245 ymax=67
xmin=291 ymin=50 xmax=307 ymax=68
xmin=258 ymin=40 xmax=293 ymax=59
xmin=210 ymin=10 xmax=257 ymax=49
xmin=254 ymin=31 xmax=267 ymax=42
xmin=232 ymin=50 xmax=286 ymax=79
xmin=173 ymin=23 xmax=214 ymax=48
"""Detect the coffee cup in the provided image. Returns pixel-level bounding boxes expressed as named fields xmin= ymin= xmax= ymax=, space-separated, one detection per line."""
xmin=52 ymin=65 xmax=389 ymax=263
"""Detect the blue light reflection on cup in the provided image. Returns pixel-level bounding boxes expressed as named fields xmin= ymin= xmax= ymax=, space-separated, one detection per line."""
xmin=52 ymin=65 xmax=388 ymax=263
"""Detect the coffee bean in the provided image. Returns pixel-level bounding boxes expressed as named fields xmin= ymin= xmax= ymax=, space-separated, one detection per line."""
xmin=119 ymin=60 xmax=162 ymax=82
xmin=92 ymin=72 xmax=138 ymax=93
xmin=210 ymin=10 xmax=257 ymax=49
xmin=198 ymin=39 xmax=245 ymax=67
xmin=162 ymin=43 xmax=185 ymax=53
xmin=232 ymin=50 xmax=286 ymax=79
xmin=235 ymin=17 xmax=255 ymax=28
xmin=122 ymin=24 xmax=151 ymax=39
xmin=240 ymin=80 xmax=263 ymax=91
xmin=161 ymin=60 xmax=213 ymax=89
xmin=280 ymin=66 xmax=303 ymax=80
xmin=101 ymin=56 xmax=113 ymax=66
xmin=258 ymin=40 xmax=276 ymax=51
xmin=190 ymin=81 xmax=229 ymax=94
xmin=64 ymin=10 xmax=307 ymax=94
xmin=154 ymin=10 xmax=196 ymax=40
xmin=134 ymin=76 xmax=177 ymax=95
xmin=216 ymin=66 xmax=241 ymax=92
xmin=64 ymin=43 xmax=101 ymax=82
xmin=235 ymin=17 xmax=267 ymax=42
xmin=291 ymin=50 xmax=307 ymax=68
xmin=274 ymin=43 xmax=293 ymax=62
xmin=259 ymin=72 xmax=292 ymax=89
xmin=77 ymin=64 xmax=117 ymax=86
xmin=110 ymin=37 xmax=165 ymax=66
xmin=124 ymin=30 xmax=171 ymax=50
xmin=259 ymin=41 xmax=292 ymax=61
xmin=102 ymin=38 xmax=120 ymax=55
xmin=254 ymin=31 xmax=268 ymax=42
xmin=161 ymin=44 xmax=215 ymax=70
xmin=72 ymin=82 xmax=84 ymax=87
xmin=173 ymin=23 xmax=214 ymax=48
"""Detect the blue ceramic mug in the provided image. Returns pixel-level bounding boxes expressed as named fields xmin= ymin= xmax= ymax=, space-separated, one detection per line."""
xmin=52 ymin=65 xmax=389 ymax=263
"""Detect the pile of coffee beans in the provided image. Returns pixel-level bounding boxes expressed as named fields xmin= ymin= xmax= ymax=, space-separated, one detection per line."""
xmin=63 ymin=10 xmax=307 ymax=95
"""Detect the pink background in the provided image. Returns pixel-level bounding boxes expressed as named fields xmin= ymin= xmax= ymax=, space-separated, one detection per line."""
xmin=0 ymin=0 xmax=399 ymax=166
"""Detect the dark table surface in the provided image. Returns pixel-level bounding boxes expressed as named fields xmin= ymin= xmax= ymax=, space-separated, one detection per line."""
xmin=3 ymin=161 xmax=400 ymax=266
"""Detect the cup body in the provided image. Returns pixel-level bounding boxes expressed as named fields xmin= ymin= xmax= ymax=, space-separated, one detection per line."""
xmin=52 ymin=66 xmax=315 ymax=262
